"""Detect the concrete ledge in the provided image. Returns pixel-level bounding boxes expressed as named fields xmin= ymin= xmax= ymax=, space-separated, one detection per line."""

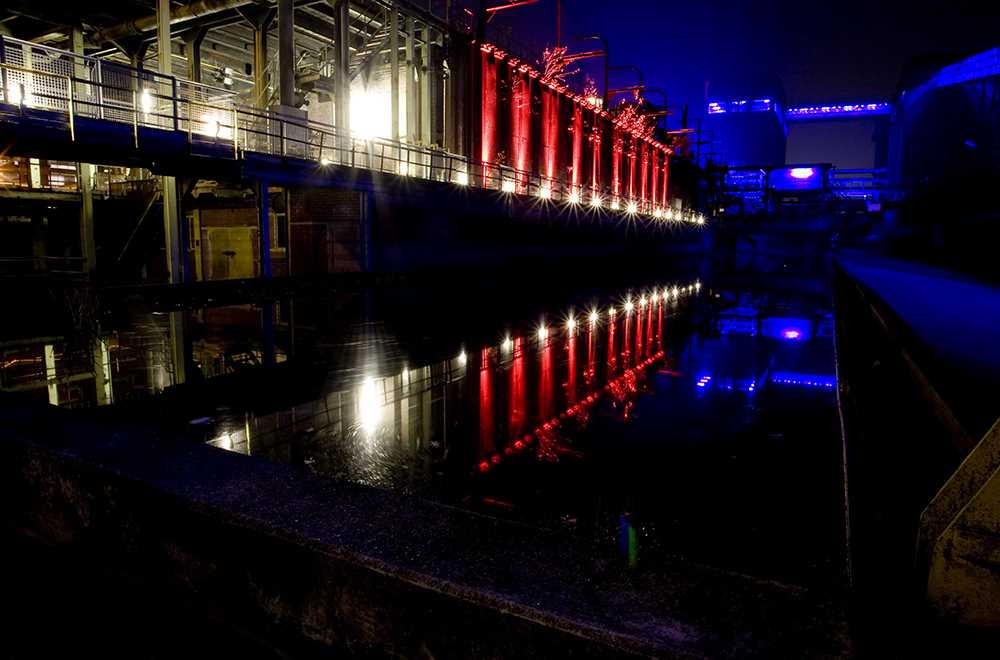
xmin=0 ymin=404 xmax=850 ymax=658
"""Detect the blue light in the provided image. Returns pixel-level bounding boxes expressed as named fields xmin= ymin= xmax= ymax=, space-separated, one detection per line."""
xmin=770 ymin=372 xmax=836 ymax=388
xmin=965 ymin=141 xmax=976 ymax=148
xmin=708 ymin=102 xmax=726 ymax=114
xmin=786 ymin=103 xmax=892 ymax=119
xmin=789 ymin=167 xmax=816 ymax=179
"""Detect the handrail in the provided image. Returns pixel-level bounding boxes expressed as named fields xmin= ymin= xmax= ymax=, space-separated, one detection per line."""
xmin=0 ymin=39 xmax=706 ymax=224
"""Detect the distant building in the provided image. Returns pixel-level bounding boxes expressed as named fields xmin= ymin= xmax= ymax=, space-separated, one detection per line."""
xmin=703 ymin=75 xmax=788 ymax=167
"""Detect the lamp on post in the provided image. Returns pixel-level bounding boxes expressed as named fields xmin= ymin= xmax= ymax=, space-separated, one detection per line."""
xmin=571 ymin=34 xmax=608 ymax=107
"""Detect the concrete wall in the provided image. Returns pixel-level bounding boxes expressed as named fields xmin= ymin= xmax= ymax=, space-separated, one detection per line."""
xmin=0 ymin=403 xmax=850 ymax=659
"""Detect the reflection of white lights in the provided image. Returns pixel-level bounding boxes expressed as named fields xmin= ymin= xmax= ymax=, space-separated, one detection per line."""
xmin=399 ymin=162 xmax=409 ymax=176
xmin=210 ymin=433 xmax=233 ymax=451
xmin=627 ymin=202 xmax=638 ymax=213
xmin=569 ymin=192 xmax=580 ymax=204
xmin=502 ymin=180 xmax=516 ymax=192
xmin=697 ymin=215 xmax=705 ymax=224
xmin=459 ymin=352 xmax=467 ymax=364
xmin=141 ymin=89 xmax=153 ymax=113
xmin=590 ymin=196 xmax=601 ymax=207
xmin=539 ymin=326 xmax=547 ymax=340
xmin=640 ymin=296 xmax=647 ymax=306
xmin=455 ymin=172 xmax=469 ymax=185
xmin=350 ymin=90 xmax=390 ymax=139
xmin=360 ymin=379 xmax=378 ymax=432
xmin=653 ymin=208 xmax=663 ymax=218
xmin=695 ymin=281 xmax=701 ymax=289
xmin=665 ymin=209 xmax=674 ymax=220
xmin=625 ymin=301 xmax=633 ymax=312
xmin=503 ymin=337 xmax=512 ymax=350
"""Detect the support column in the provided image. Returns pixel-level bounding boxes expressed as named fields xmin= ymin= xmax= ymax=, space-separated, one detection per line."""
xmin=390 ymin=5 xmax=399 ymax=144
xmin=332 ymin=0 xmax=351 ymax=156
xmin=71 ymin=27 xmax=97 ymax=278
xmin=156 ymin=0 xmax=172 ymax=77
xmin=183 ymin=27 xmax=208 ymax=83
xmin=245 ymin=10 xmax=274 ymax=108
xmin=420 ymin=27 xmax=432 ymax=147
xmin=162 ymin=176 xmax=185 ymax=283
xmin=256 ymin=181 xmax=272 ymax=278
xmin=277 ymin=0 xmax=295 ymax=107
xmin=406 ymin=17 xmax=418 ymax=144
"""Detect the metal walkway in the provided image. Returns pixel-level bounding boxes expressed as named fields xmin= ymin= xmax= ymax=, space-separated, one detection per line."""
xmin=0 ymin=36 xmax=705 ymax=224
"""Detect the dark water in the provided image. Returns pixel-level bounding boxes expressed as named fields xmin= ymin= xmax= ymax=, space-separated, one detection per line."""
xmin=3 ymin=259 xmax=846 ymax=590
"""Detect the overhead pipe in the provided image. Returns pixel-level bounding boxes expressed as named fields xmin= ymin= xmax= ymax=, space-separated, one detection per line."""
xmin=89 ymin=0 xmax=255 ymax=44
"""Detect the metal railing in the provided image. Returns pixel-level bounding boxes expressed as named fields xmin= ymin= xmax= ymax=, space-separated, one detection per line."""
xmin=1 ymin=36 xmax=701 ymax=223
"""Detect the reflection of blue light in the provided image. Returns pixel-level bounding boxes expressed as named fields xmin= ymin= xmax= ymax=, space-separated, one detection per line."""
xmin=780 ymin=328 xmax=805 ymax=340
xmin=696 ymin=375 xmax=712 ymax=388
xmin=789 ymin=167 xmax=816 ymax=179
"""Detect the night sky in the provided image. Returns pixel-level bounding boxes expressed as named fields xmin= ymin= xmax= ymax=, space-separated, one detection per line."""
xmin=487 ymin=0 xmax=1000 ymax=108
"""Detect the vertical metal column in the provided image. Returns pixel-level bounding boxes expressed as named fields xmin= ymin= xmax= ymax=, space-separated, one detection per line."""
xmin=251 ymin=15 xmax=272 ymax=108
xmin=390 ymin=5 xmax=399 ymax=144
xmin=184 ymin=27 xmax=208 ymax=83
xmin=157 ymin=0 xmax=184 ymax=287
xmin=406 ymin=16 xmax=418 ymax=144
xmin=257 ymin=181 xmax=272 ymax=278
xmin=333 ymin=0 xmax=351 ymax=155
xmin=420 ymin=26 xmax=432 ymax=147
xmin=71 ymin=28 xmax=97 ymax=277
xmin=277 ymin=0 xmax=295 ymax=107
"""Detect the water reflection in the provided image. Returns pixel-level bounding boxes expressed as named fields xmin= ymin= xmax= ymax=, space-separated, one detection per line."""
xmin=1 ymin=270 xmax=846 ymax=587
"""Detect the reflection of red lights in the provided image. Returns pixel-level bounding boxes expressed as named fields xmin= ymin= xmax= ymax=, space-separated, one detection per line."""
xmin=475 ymin=350 xmax=666 ymax=473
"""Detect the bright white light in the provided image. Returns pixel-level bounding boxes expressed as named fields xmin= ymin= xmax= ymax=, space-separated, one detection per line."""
xmin=665 ymin=209 xmax=674 ymax=220
xmin=695 ymin=281 xmax=701 ymax=289
xmin=672 ymin=287 xmax=679 ymax=297
xmin=590 ymin=196 xmax=601 ymax=207
xmin=539 ymin=326 xmax=547 ymax=341
xmin=697 ymin=215 xmax=705 ymax=224
xmin=208 ymin=119 xmax=220 ymax=135
xmin=503 ymin=337 xmax=512 ymax=350
xmin=320 ymin=157 xmax=332 ymax=165
xmin=6 ymin=84 xmax=22 ymax=105
xmin=569 ymin=192 xmax=580 ymax=204
xmin=350 ymin=90 xmax=390 ymax=139
xmin=458 ymin=352 xmax=467 ymax=364
xmin=640 ymin=296 xmax=647 ymax=306
xmin=590 ymin=311 xmax=598 ymax=322
xmin=360 ymin=379 xmax=378 ymax=432
xmin=653 ymin=208 xmax=663 ymax=218
xmin=586 ymin=96 xmax=602 ymax=108
xmin=625 ymin=301 xmax=633 ymax=312
xmin=611 ymin=201 xmax=620 ymax=210
xmin=141 ymin=89 xmax=153 ymax=113
xmin=455 ymin=172 xmax=469 ymax=185
xmin=223 ymin=76 xmax=234 ymax=86
xmin=502 ymin=180 xmax=516 ymax=192
xmin=539 ymin=187 xmax=552 ymax=199
xmin=627 ymin=202 xmax=638 ymax=213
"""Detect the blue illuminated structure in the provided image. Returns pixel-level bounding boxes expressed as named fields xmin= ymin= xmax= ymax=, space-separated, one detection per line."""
xmin=786 ymin=103 xmax=892 ymax=119
xmin=769 ymin=372 xmax=836 ymax=388
xmin=937 ymin=47 xmax=1000 ymax=87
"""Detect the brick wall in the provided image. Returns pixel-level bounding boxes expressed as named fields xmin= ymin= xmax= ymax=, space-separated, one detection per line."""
xmin=289 ymin=188 xmax=362 ymax=274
